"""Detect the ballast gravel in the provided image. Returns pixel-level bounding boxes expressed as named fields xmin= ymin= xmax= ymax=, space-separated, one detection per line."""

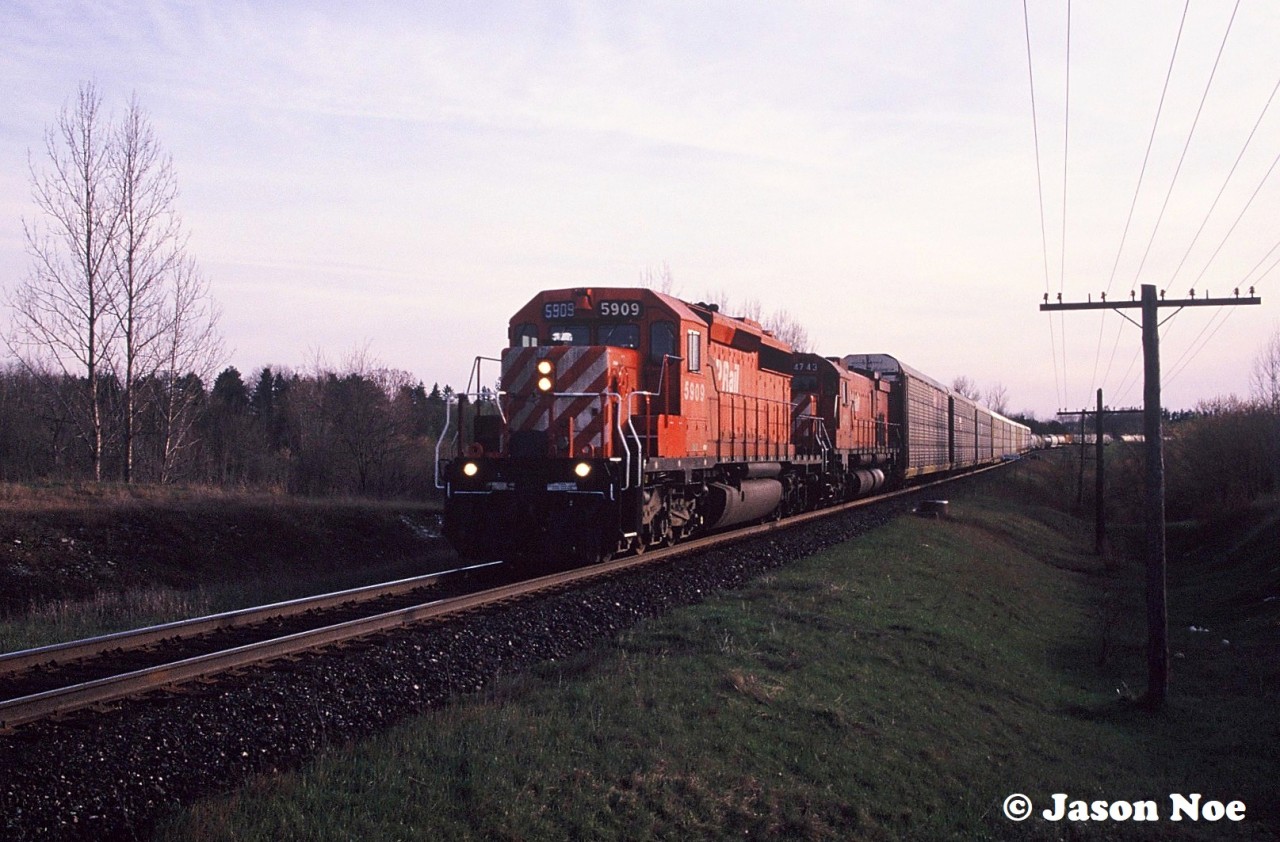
xmin=1 ymin=496 xmax=921 ymax=840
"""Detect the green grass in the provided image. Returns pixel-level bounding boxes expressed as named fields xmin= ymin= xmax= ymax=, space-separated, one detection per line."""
xmin=159 ymin=471 xmax=1278 ymax=840
xmin=0 ymin=555 xmax=447 ymax=653
xmin=0 ymin=492 xmax=448 ymax=651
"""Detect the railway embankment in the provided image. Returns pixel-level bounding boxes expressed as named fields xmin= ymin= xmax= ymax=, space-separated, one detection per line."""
xmin=157 ymin=461 xmax=1278 ymax=840
xmin=0 ymin=487 xmax=448 ymax=651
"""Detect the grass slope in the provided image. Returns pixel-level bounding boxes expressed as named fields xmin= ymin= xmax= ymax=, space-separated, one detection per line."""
xmin=163 ymin=466 xmax=1278 ymax=840
xmin=0 ymin=486 xmax=448 ymax=651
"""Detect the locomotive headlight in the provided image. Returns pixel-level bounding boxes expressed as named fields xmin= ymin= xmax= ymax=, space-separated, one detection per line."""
xmin=462 ymin=461 xmax=479 ymax=477
xmin=536 ymin=359 xmax=555 ymax=392
xmin=574 ymin=461 xmax=592 ymax=478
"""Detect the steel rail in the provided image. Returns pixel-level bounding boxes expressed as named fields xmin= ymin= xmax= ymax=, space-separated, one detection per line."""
xmin=0 ymin=463 xmax=1009 ymax=730
xmin=0 ymin=561 xmax=502 ymax=676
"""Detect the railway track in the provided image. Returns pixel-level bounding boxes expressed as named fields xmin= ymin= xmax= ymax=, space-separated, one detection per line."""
xmin=0 ymin=463 xmax=1005 ymax=732
xmin=0 ymin=561 xmax=503 ymax=729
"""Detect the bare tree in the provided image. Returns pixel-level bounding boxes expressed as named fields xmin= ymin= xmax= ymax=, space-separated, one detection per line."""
xmin=951 ymin=375 xmax=981 ymax=401
xmin=152 ymin=256 xmax=224 ymax=482
xmin=9 ymin=82 xmax=119 ymax=480
xmin=11 ymin=84 xmax=224 ymax=484
xmin=736 ymin=297 xmax=765 ymax=323
xmin=985 ymin=382 xmax=1010 ymax=415
xmin=1250 ymin=328 xmax=1280 ymax=412
xmin=641 ymin=262 xmax=677 ymax=294
xmin=112 ymin=94 xmax=183 ymax=482
xmin=764 ymin=308 xmax=812 ymax=352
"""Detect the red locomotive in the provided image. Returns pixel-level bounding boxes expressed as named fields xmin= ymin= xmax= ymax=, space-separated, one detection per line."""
xmin=439 ymin=287 xmax=1029 ymax=563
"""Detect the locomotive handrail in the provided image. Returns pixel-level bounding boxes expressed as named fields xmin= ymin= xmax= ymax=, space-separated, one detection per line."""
xmin=793 ymin=412 xmax=830 ymax=460
xmin=433 ymin=395 xmax=457 ymax=490
xmin=464 ymin=355 xmax=503 ymax=399
xmin=815 ymin=416 xmax=833 ymax=459
xmin=433 ymin=354 xmax=506 ymax=490
xmin=716 ymin=388 xmax=793 ymax=463
xmin=627 ymin=390 xmax=667 ymax=488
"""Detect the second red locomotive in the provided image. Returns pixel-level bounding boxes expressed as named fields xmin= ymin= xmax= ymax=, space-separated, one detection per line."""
xmin=439 ymin=287 xmax=1029 ymax=563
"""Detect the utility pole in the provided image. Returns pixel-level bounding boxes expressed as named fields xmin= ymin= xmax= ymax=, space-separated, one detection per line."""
xmin=1041 ymin=284 xmax=1261 ymax=710
xmin=1057 ymin=397 xmax=1142 ymax=556
xmin=1095 ymin=389 xmax=1104 ymax=555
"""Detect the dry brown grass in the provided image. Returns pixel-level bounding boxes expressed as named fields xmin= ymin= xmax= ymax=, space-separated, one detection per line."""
xmin=0 ymin=480 xmax=429 ymax=513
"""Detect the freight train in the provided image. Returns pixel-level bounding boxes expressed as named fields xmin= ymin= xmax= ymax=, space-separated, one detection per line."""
xmin=438 ymin=287 xmax=1030 ymax=563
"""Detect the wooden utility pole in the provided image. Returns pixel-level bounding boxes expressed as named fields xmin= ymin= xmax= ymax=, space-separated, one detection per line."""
xmin=1041 ymin=284 xmax=1261 ymax=710
xmin=1057 ymin=397 xmax=1141 ymax=556
xmin=1095 ymin=388 xmax=1105 ymax=555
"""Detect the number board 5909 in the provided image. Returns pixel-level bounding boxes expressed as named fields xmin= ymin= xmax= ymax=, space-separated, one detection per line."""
xmin=543 ymin=301 xmax=576 ymax=320
xmin=598 ymin=300 xmax=642 ymax=319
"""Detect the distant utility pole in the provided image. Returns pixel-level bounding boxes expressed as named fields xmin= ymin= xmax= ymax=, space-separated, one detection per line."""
xmin=1057 ymin=394 xmax=1142 ymax=556
xmin=1041 ymin=284 xmax=1261 ymax=710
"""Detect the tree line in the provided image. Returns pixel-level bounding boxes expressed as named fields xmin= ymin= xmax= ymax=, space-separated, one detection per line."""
xmin=0 ymin=361 xmax=453 ymax=497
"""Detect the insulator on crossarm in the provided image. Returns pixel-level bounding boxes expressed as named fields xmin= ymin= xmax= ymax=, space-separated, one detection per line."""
xmin=1234 ymin=288 xmax=1240 ymax=298
xmin=1101 ymin=291 xmax=1106 ymax=302
xmin=1189 ymin=289 xmax=1196 ymax=299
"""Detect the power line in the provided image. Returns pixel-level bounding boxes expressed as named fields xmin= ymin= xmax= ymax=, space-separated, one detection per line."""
xmin=1059 ymin=0 xmax=1073 ymax=407
xmin=1189 ymin=145 xmax=1280 ymax=289
xmin=1090 ymin=0 xmax=1192 ymax=406
xmin=1165 ymin=73 xmax=1280 ymax=290
xmin=1101 ymin=0 xmax=1192 ymax=300
xmin=1128 ymin=0 xmax=1241 ymax=292
xmin=1163 ymin=247 xmax=1280 ymax=387
xmin=1059 ymin=0 xmax=1072 ymax=298
xmin=1022 ymin=0 xmax=1065 ymax=409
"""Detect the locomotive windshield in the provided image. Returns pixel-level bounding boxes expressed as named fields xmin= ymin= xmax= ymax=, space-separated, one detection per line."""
xmin=543 ymin=323 xmax=641 ymax=348
xmin=597 ymin=323 xmax=640 ymax=349
xmin=549 ymin=324 xmax=591 ymax=345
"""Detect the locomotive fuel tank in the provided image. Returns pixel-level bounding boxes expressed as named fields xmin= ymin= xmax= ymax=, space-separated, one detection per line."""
xmin=702 ymin=479 xmax=784 ymax=530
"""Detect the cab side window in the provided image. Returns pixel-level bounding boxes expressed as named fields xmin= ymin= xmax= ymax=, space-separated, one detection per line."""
xmin=649 ymin=321 xmax=676 ymax=364
xmin=686 ymin=330 xmax=702 ymax=372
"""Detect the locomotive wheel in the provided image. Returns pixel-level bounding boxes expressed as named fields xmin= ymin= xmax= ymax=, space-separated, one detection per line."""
xmin=647 ymin=513 xmax=673 ymax=549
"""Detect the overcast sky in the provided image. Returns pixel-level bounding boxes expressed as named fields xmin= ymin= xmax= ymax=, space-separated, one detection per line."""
xmin=3 ymin=1 xmax=1278 ymax=417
